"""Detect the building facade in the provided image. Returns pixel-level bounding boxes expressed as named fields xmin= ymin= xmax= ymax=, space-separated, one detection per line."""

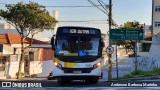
xmin=0 ymin=33 xmax=54 ymax=78
xmin=152 ymin=0 xmax=160 ymax=35
xmin=0 ymin=23 xmax=27 ymax=35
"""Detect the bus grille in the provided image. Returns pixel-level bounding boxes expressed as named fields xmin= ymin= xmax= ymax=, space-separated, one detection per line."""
xmin=62 ymin=68 xmax=93 ymax=73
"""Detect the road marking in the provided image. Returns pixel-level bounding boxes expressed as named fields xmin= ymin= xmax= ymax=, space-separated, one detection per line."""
xmin=112 ymin=65 xmax=133 ymax=68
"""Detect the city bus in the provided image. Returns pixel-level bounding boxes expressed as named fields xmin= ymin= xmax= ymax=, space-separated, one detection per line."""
xmin=50 ymin=26 xmax=104 ymax=85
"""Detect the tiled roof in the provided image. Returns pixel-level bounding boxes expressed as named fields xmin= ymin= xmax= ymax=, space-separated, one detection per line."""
xmin=0 ymin=33 xmax=49 ymax=45
xmin=0 ymin=34 xmax=9 ymax=44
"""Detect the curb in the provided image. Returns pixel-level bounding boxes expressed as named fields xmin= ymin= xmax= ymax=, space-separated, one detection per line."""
xmin=111 ymin=75 xmax=160 ymax=82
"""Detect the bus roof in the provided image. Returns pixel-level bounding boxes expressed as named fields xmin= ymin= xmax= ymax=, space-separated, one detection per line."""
xmin=57 ymin=26 xmax=101 ymax=35
xmin=58 ymin=26 xmax=101 ymax=30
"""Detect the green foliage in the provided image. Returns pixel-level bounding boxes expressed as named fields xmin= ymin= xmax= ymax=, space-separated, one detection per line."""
xmin=124 ymin=21 xmax=140 ymax=29
xmin=0 ymin=1 xmax=57 ymax=36
xmin=130 ymin=70 xmax=146 ymax=75
xmin=123 ymin=73 xmax=134 ymax=78
xmin=122 ymin=68 xmax=160 ymax=79
xmin=16 ymin=72 xmax=24 ymax=77
xmin=112 ymin=68 xmax=160 ymax=80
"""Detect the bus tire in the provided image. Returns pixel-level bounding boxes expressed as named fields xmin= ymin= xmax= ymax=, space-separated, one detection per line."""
xmin=47 ymin=73 xmax=53 ymax=80
xmin=85 ymin=79 xmax=90 ymax=84
xmin=85 ymin=77 xmax=99 ymax=84
xmin=57 ymin=78 xmax=65 ymax=85
xmin=91 ymin=77 xmax=99 ymax=84
xmin=47 ymin=77 xmax=52 ymax=80
xmin=100 ymin=72 xmax=103 ymax=79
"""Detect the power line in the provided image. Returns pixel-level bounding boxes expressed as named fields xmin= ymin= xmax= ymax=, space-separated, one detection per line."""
xmin=87 ymin=0 xmax=118 ymax=27
xmin=88 ymin=0 xmax=109 ymax=15
xmin=58 ymin=20 xmax=108 ymax=24
xmin=0 ymin=3 xmax=106 ymax=8
xmin=43 ymin=5 xmax=106 ymax=8
xmin=59 ymin=20 xmax=107 ymax=22
xmin=1 ymin=18 xmax=108 ymax=23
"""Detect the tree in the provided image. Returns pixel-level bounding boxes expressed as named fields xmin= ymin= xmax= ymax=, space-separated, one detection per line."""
xmin=0 ymin=2 xmax=57 ymax=79
xmin=124 ymin=21 xmax=140 ymax=29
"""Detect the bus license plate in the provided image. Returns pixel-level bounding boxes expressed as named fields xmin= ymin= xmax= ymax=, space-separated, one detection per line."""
xmin=73 ymin=71 xmax=82 ymax=74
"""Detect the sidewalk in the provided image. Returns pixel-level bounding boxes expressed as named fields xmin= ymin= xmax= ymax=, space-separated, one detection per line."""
xmin=109 ymin=51 xmax=160 ymax=81
xmin=101 ymin=55 xmax=129 ymax=71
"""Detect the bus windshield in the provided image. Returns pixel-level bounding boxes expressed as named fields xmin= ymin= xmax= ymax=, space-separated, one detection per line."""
xmin=55 ymin=36 xmax=100 ymax=56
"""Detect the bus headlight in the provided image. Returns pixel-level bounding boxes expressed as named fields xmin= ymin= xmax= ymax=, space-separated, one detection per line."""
xmin=54 ymin=62 xmax=62 ymax=69
xmin=54 ymin=62 xmax=58 ymax=66
xmin=93 ymin=62 xmax=101 ymax=69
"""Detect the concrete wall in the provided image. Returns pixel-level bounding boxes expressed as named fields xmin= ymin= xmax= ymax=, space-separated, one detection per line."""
xmin=3 ymin=44 xmax=21 ymax=55
xmin=3 ymin=45 xmax=14 ymax=55
xmin=3 ymin=46 xmax=54 ymax=78
xmin=29 ymin=48 xmax=54 ymax=77
xmin=28 ymin=60 xmax=54 ymax=77
xmin=29 ymin=61 xmax=42 ymax=76
xmin=137 ymin=34 xmax=160 ymax=70
xmin=5 ymin=60 xmax=54 ymax=78
xmin=36 ymin=60 xmax=54 ymax=77
xmin=5 ymin=61 xmax=24 ymax=78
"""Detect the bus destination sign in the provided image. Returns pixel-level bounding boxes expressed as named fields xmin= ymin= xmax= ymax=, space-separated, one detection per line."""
xmin=61 ymin=28 xmax=100 ymax=34
xmin=70 ymin=29 xmax=89 ymax=34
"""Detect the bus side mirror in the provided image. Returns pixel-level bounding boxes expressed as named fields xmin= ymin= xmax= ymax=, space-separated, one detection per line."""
xmin=51 ymin=36 xmax=56 ymax=50
xmin=52 ymin=45 xmax=56 ymax=50
xmin=101 ymin=41 xmax=105 ymax=48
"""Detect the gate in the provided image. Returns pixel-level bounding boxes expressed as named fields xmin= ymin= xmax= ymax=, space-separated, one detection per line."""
xmin=0 ymin=56 xmax=9 ymax=77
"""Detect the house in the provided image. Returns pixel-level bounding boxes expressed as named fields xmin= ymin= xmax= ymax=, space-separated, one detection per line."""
xmin=0 ymin=23 xmax=51 ymax=41
xmin=0 ymin=23 xmax=27 ymax=35
xmin=0 ymin=10 xmax=59 ymax=42
xmin=0 ymin=33 xmax=54 ymax=78
xmin=138 ymin=25 xmax=152 ymax=52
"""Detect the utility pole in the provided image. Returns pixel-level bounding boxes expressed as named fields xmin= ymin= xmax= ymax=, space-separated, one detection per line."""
xmin=88 ymin=0 xmax=113 ymax=81
xmin=108 ymin=0 xmax=112 ymax=81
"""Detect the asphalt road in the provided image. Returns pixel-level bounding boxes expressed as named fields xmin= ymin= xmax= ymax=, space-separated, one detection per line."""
xmin=0 ymin=80 xmax=160 ymax=90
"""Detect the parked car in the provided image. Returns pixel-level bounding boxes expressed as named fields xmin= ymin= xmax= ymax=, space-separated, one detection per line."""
xmin=128 ymin=54 xmax=140 ymax=58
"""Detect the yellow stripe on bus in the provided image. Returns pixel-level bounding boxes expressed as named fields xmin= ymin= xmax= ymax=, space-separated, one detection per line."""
xmin=53 ymin=57 xmax=61 ymax=64
xmin=64 ymin=62 xmax=78 ymax=68
xmin=53 ymin=57 xmax=78 ymax=68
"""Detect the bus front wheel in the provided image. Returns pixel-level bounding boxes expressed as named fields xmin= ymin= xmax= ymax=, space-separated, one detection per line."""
xmin=57 ymin=78 xmax=65 ymax=85
xmin=85 ymin=77 xmax=99 ymax=84
xmin=57 ymin=78 xmax=71 ymax=85
xmin=91 ymin=77 xmax=99 ymax=84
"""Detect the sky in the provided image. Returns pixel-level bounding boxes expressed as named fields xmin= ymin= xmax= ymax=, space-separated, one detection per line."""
xmin=0 ymin=0 xmax=152 ymax=34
